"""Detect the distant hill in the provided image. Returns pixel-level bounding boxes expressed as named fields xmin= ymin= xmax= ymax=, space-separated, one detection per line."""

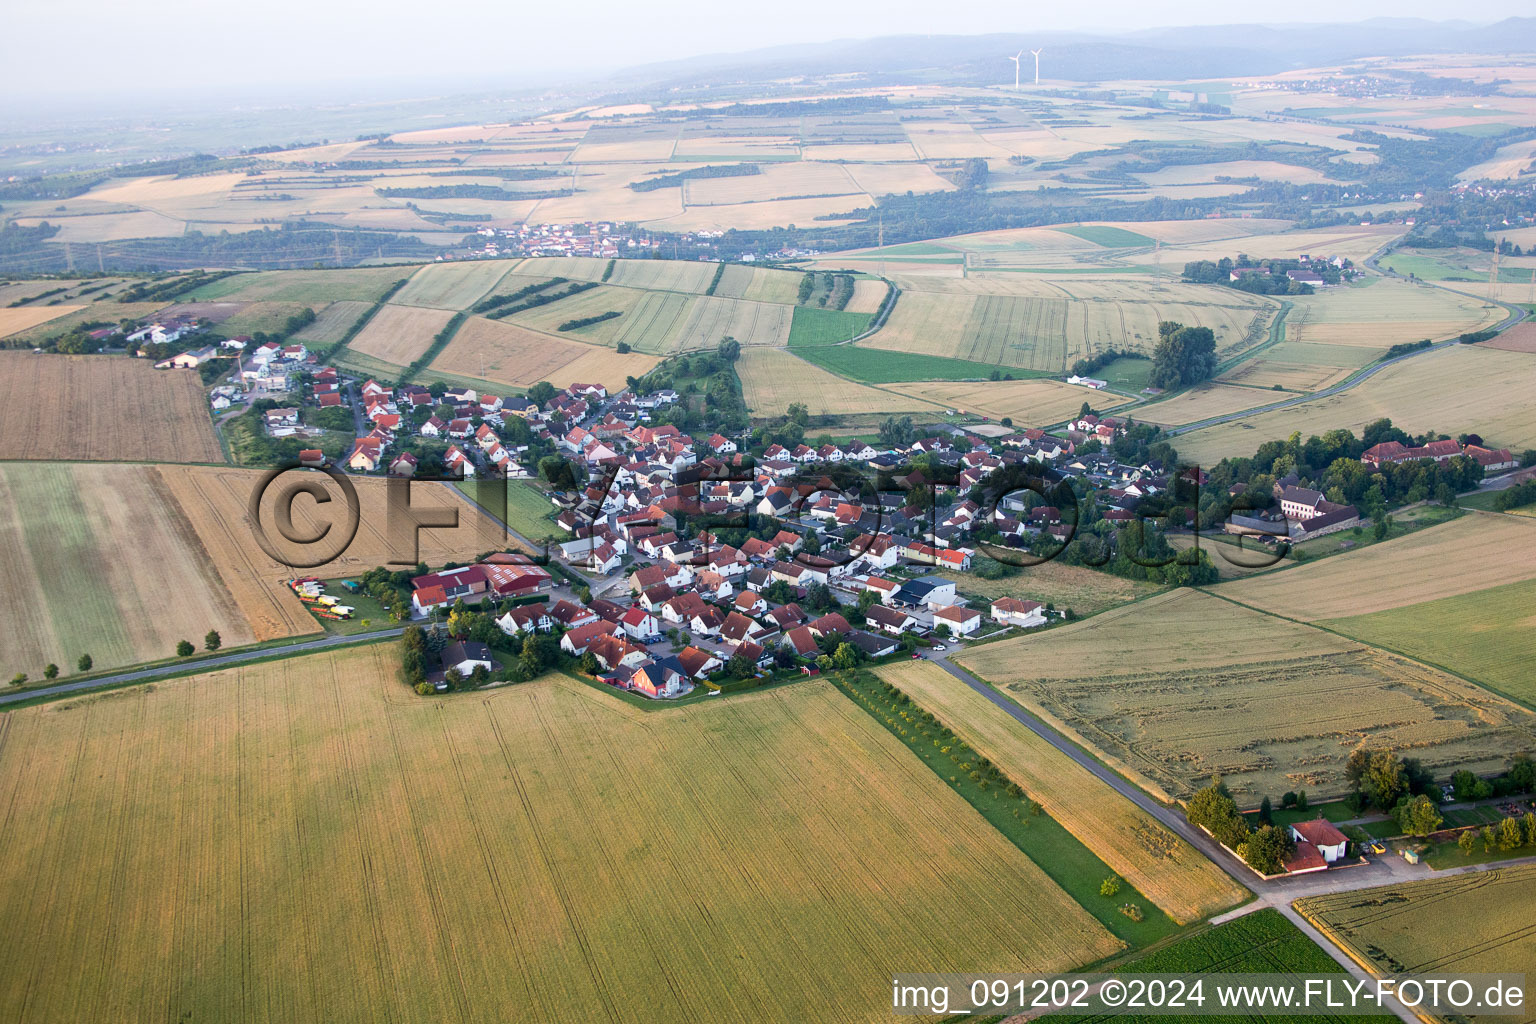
xmin=607 ymin=18 xmax=1536 ymax=89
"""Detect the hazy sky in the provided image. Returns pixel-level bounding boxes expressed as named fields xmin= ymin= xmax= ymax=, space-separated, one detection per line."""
xmin=4 ymin=0 xmax=1532 ymax=100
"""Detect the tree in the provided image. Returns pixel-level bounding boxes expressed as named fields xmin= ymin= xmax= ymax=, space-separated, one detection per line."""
xmin=1187 ymin=778 xmax=1249 ymax=848
xmin=204 ymin=629 xmax=222 ymax=652
xmin=831 ymin=643 xmax=860 ymax=671
xmin=43 ymin=663 xmax=58 ymax=679
xmin=1150 ymin=321 xmax=1217 ymax=389
xmin=1358 ymin=749 xmax=1407 ymax=811
xmin=1458 ymin=830 xmax=1476 ymax=856
xmin=1481 ymin=825 xmax=1497 ymax=853
xmin=1296 ymin=789 xmax=1308 ymax=810
xmin=1523 ymin=811 xmax=1536 ymax=847
xmin=1372 ymin=515 xmax=1391 ymax=542
xmin=1395 ymin=794 xmax=1443 ymax=837
xmin=9 ymin=673 xmax=25 ymax=687
xmin=77 ymin=654 xmax=92 ymax=673
xmin=1498 ymin=816 xmax=1523 ymax=850
xmin=717 ymin=337 xmax=741 ymax=363
xmin=1509 ymin=754 xmax=1535 ymax=794
xmin=526 ymin=381 xmax=557 ymax=406
xmin=1258 ymin=795 xmax=1273 ymax=825
xmin=579 ymin=651 xmax=599 ymax=676
xmin=726 ymin=651 xmax=756 ymax=680
xmin=176 ymin=640 xmax=195 ymax=657
xmin=1240 ymin=824 xmax=1293 ymax=875
xmin=1099 ymin=876 xmax=1121 ymax=897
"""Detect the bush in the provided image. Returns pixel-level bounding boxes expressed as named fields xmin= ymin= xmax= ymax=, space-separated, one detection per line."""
xmin=1099 ymin=876 xmax=1121 ymax=897
xmin=175 ymin=640 xmax=195 ymax=657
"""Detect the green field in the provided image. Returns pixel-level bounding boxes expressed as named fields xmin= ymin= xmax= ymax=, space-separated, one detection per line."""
xmin=785 ymin=305 xmax=874 ymax=346
xmin=1097 ymin=355 xmax=1154 ymax=391
xmin=833 ymin=670 xmax=1179 ymax=946
xmin=1055 ymin=225 xmax=1156 ymax=248
xmin=1055 ymin=910 xmax=1376 ymax=1024
xmin=455 ymin=479 xmax=560 ymax=544
xmin=793 ymin=343 xmax=1031 ymax=384
xmin=186 ymin=266 xmax=413 ymax=303
xmin=1320 ymin=577 xmax=1536 ymax=706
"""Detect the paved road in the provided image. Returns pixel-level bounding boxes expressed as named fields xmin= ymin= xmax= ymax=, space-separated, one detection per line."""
xmin=0 ymin=627 xmax=407 ymax=706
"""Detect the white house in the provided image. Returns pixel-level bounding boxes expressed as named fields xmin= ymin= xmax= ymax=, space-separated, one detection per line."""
xmin=1289 ymin=820 xmax=1348 ymax=864
xmin=990 ymin=597 xmax=1046 ymax=629
xmin=932 ymin=604 xmax=982 ymax=637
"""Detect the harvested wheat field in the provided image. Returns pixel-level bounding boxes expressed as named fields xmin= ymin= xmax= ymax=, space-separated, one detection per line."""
xmin=345 ymin=303 xmax=456 ymax=365
xmin=0 ymin=653 xmax=1120 ymax=1023
xmin=1214 ymin=513 xmax=1536 ymax=620
xmin=876 ymin=661 xmax=1248 ymax=924
xmin=884 ymin=378 xmax=1130 ymax=425
xmin=955 ymin=589 xmax=1536 ymax=806
xmin=1216 ymin=356 xmax=1355 ymax=392
xmin=1297 ymin=866 xmax=1536 ymax=1024
xmin=1480 ymin=321 xmax=1536 ymax=353
xmin=160 ymin=465 xmax=520 ymax=593
xmin=429 ymin=315 xmax=659 ymax=391
xmin=1173 ymin=345 xmax=1536 ymax=465
xmin=0 ymin=351 xmax=222 ymax=462
xmin=736 ymin=347 xmax=942 ymax=418
xmin=1138 ymin=383 xmax=1278 ymax=427
xmin=0 ymin=304 xmax=84 ymax=338
xmin=0 ymin=464 xmax=265 ymax=679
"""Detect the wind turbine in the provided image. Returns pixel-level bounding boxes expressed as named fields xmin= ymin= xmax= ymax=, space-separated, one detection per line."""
xmin=1008 ymin=50 xmax=1023 ymax=91
xmin=1030 ymin=48 xmax=1043 ymax=86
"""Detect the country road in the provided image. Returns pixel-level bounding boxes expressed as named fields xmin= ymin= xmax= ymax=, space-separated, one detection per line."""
xmin=0 ymin=627 xmax=406 ymax=706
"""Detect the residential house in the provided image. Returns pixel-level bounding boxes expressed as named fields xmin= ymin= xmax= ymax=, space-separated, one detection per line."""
xmin=932 ymin=604 xmax=982 ymax=637
xmin=990 ymin=597 xmax=1046 ymax=629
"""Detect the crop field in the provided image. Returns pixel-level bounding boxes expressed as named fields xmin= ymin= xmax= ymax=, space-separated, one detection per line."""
xmin=673 ymin=295 xmax=793 ymax=350
xmin=158 ymin=464 xmax=514 ymax=620
xmin=1055 ymin=225 xmax=1156 ymax=247
xmin=188 ymin=267 xmax=412 ymax=303
xmin=1319 ymin=577 xmax=1536 ymax=707
xmin=605 ymin=258 xmax=718 ymax=294
xmin=875 ymin=661 xmax=1248 ymax=924
xmin=346 ymin=303 xmax=457 ymax=365
xmin=1283 ymin=279 xmax=1500 ymax=348
xmin=736 ymin=347 xmax=943 ymax=418
xmin=215 ymin=300 xmax=321 ymax=338
xmin=1138 ymin=383 xmax=1280 ymax=426
xmin=1055 ymin=910 xmax=1378 ymax=1024
xmin=0 ymin=654 xmax=1123 ymax=1023
xmin=1214 ymin=513 xmax=1536 ymax=620
xmin=709 ymin=264 xmax=803 ymax=304
xmin=428 ymin=315 xmax=659 ymax=391
xmin=844 ymin=278 xmax=889 ymax=313
xmin=0 ymin=351 xmax=223 ymax=463
xmin=955 ymin=589 xmax=1536 ymax=806
xmin=884 ymin=379 xmax=1130 ymax=425
xmin=0 ymin=304 xmax=84 ymax=337
xmin=1480 ymin=321 xmax=1536 ymax=352
xmin=1216 ymin=356 xmax=1355 ymax=391
xmin=1297 ymin=866 xmax=1536 ymax=1024
xmin=0 ymin=464 xmax=265 ymax=680
xmin=292 ymin=300 xmax=374 ymax=347
xmin=1173 ymin=345 xmax=1536 ymax=465
xmin=865 ymin=284 xmax=1268 ymax=372
xmin=390 ymin=259 xmax=516 ymax=310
